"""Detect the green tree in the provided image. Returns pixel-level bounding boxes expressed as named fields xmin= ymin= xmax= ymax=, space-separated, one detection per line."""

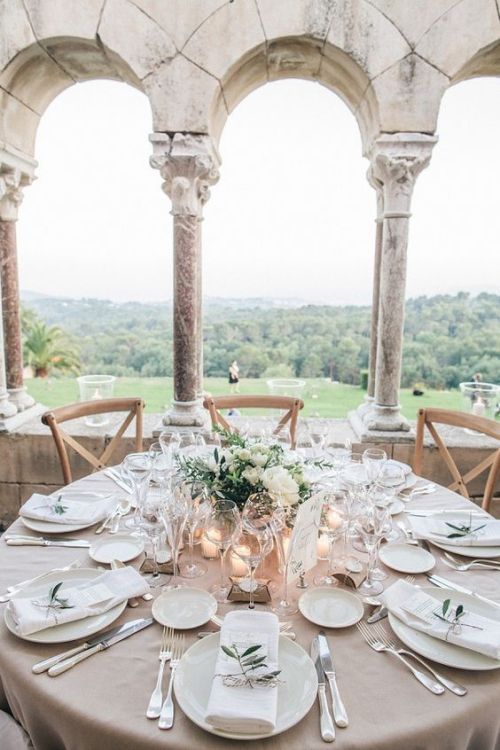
xmin=23 ymin=319 xmax=81 ymax=378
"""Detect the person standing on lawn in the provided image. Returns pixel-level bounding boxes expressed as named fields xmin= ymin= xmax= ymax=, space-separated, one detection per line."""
xmin=228 ymin=360 xmax=240 ymax=394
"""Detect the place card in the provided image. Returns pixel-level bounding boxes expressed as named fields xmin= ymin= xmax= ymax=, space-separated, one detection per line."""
xmin=286 ymin=492 xmax=323 ymax=584
xmin=330 ymin=563 xmax=367 ymax=589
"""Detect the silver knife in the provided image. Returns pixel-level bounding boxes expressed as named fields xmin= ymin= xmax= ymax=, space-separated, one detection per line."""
xmin=47 ymin=617 xmax=154 ymax=676
xmin=104 ymin=469 xmax=133 ymax=494
xmin=311 ymin=639 xmax=335 ymax=742
xmin=367 ymin=605 xmax=388 ymax=624
xmin=6 ymin=539 xmax=90 ymax=548
xmin=427 ymin=574 xmax=500 ymax=609
xmin=32 ymin=618 xmax=149 ymax=673
xmin=317 ymin=632 xmax=348 ymax=728
xmin=5 ymin=534 xmax=82 ymax=542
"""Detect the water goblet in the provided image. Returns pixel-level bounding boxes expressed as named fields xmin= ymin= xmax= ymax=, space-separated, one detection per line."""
xmin=122 ymin=452 xmax=152 ymax=532
xmin=205 ymin=500 xmax=241 ymax=602
xmin=355 ymin=507 xmax=389 ymax=596
xmin=232 ymin=529 xmax=274 ymax=609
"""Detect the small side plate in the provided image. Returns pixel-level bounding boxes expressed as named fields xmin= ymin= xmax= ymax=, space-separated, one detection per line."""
xmin=379 ymin=543 xmax=435 ymax=574
xmin=152 ymin=588 xmax=217 ymax=630
xmin=299 ymin=587 xmax=364 ymax=628
xmin=89 ymin=534 xmax=144 ymax=564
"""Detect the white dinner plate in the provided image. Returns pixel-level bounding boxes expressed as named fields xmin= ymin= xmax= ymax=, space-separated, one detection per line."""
xmin=4 ymin=568 xmax=127 ymax=644
xmin=152 ymin=588 xmax=217 ymax=630
xmin=89 ymin=534 xmax=144 ymax=564
xmin=379 ymin=543 xmax=435 ymax=574
xmin=299 ymin=587 xmax=364 ymax=628
xmin=389 ymin=586 xmax=500 ymax=671
xmin=174 ymin=633 xmax=317 ymax=740
xmin=20 ymin=491 xmax=115 ymax=535
xmin=387 ymin=459 xmax=412 ymax=476
xmin=413 ymin=510 xmax=500 ymax=559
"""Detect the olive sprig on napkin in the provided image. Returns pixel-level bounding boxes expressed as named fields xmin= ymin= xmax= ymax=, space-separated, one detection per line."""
xmin=217 ymin=643 xmax=282 ymax=689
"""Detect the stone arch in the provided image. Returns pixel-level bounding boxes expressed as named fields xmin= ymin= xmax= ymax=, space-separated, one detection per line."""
xmin=0 ymin=0 xmax=177 ymax=157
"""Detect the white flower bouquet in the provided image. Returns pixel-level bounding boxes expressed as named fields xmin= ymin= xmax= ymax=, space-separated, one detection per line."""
xmin=177 ymin=430 xmax=312 ymax=510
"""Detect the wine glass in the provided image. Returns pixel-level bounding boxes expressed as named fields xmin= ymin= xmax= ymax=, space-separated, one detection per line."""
xmin=295 ymin=426 xmax=314 ymax=458
xmin=232 ymin=529 xmax=274 ymax=609
xmin=204 ymin=500 xmax=241 ymax=602
xmin=122 ymin=452 xmax=152 ymax=532
xmin=324 ymin=443 xmax=351 ymax=485
xmin=139 ymin=485 xmax=164 ymax=587
xmin=371 ymin=463 xmax=406 ymax=545
xmin=272 ymin=511 xmax=298 ymax=618
xmin=362 ymin=448 xmax=387 ymax=484
xmin=149 ymin=441 xmax=171 ymax=487
xmin=180 ymin=482 xmax=211 ymax=579
xmin=314 ymin=490 xmax=349 ymax=586
xmin=161 ymin=487 xmax=188 ymax=590
xmin=355 ymin=506 xmax=389 ymax=596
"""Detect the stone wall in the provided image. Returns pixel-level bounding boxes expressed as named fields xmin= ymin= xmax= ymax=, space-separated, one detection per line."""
xmin=0 ymin=413 xmax=497 ymax=528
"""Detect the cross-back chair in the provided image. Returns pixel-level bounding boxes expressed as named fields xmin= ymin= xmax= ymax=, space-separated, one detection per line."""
xmin=202 ymin=395 xmax=304 ymax=449
xmin=413 ymin=408 xmax=500 ymax=511
xmin=42 ymin=397 xmax=145 ymax=485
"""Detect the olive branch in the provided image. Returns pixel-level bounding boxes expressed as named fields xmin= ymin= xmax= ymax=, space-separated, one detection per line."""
xmin=216 ymin=643 xmax=282 ymax=689
xmin=445 ymin=513 xmax=486 ymax=539
xmin=33 ymin=582 xmax=74 ymax=623
xmin=433 ymin=598 xmax=483 ymax=639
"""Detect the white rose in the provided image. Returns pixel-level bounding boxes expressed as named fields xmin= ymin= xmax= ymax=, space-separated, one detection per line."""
xmin=220 ymin=449 xmax=234 ymax=468
xmin=242 ymin=466 xmax=263 ymax=485
xmin=261 ymin=467 xmax=300 ymax=506
xmin=251 ymin=452 xmax=268 ymax=468
xmin=250 ymin=443 xmax=269 ymax=455
xmin=236 ymin=448 xmax=252 ymax=462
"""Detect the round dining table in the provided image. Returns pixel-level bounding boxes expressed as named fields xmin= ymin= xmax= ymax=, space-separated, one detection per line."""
xmin=1 ymin=469 xmax=500 ymax=750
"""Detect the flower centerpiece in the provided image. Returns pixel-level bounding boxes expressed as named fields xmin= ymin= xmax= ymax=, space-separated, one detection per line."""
xmin=176 ymin=430 xmax=312 ymax=510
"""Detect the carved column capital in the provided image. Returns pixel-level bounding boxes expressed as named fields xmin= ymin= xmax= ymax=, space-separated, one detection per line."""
xmin=0 ymin=166 xmax=32 ymax=222
xmin=370 ymin=133 xmax=437 ymax=217
xmin=150 ymin=133 xmax=220 ymax=218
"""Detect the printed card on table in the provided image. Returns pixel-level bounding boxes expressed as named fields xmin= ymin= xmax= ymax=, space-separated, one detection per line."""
xmin=286 ymin=492 xmax=323 ymax=584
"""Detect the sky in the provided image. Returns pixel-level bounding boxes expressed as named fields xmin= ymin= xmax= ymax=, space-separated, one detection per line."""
xmin=17 ymin=76 xmax=500 ymax=305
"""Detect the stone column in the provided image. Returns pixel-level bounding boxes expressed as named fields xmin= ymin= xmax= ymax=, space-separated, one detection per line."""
xmin=0 ymin=159 xmax=36 ymax=416
xmin=367 ymin=169 xmax=384 ymax=402
xmin=150 ymin=133 xmax=220 ymax=427
xmin=363 ymin=133 xmax=437 ymax=432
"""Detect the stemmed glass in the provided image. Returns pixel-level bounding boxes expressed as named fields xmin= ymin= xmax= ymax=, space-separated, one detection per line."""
xmin=324 ymin=444 xmax=351 ymax=486
xmin=205 ymin=500 xmax=241 ymax=602
xmin=362 ymin=448 xmax=387 ymax=484
xmin=232 ymin=529 xmax=274 ymax=609
xmin=122 ymin=452 xmax=152 ymax=532
xmin=271 ymin=511 xmax=298 ymax=618
xmin=180 ymin=482 xmax=211 ymax=578
xmin=355 ymin=506 xmax=389 ymax=596
xmin=138 ymin=485 xmax=164 ymax=587
xmin=161 ymin=486 xmax=188 ymax=590
xmin=314 ymin=490 xmax=349 ymax=586
xmin=370 ymin=463 xmax=406 ymax=545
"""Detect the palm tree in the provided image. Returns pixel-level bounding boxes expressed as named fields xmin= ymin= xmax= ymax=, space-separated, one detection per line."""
xmin=23 ymin=319 xmax=81 ymax=378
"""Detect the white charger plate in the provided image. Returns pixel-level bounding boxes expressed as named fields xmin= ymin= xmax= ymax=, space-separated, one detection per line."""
xmin=174 ymin=633 xmax=317 ymax=741
xmin=299 ymin=587 xmax=363 ymax=628
xmin=413 ymin=510 xmax=500 ymax=559
xmin=89 ymin=534 xmax=144 ymax=564
xmin=387 ymin=459 xmax=412 ymax=476
xmin=152 ymin=588 xmax=217 ymax=630
xmin=389 ymin=586 xmax=500 ymax=671
xmin=379 ymin=543 xmax=435 ymax=574
xmin=4 ymin=568 xmax=126 ymax=644
xmin=20 ymin=491 xmax=115 ymax=535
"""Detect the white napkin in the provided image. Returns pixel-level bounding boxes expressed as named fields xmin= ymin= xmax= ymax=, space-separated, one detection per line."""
xmin=8 ymin=567 xmax=149 ymax=636
xmin=19 ymin=492 xmax=114 ymax=526
xmin=205 ymin=610 xmax=280 ymax=734
xmin=382 ymin=580 xmax=500 ymax=659
xmin=408 ymin=515 xmax=500 ymax=547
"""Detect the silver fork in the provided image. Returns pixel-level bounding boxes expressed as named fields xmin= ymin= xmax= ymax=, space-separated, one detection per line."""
xmin=370 ymin=623 xmax=467 ymax=696
xmin=357 ymin=621 xmax=444 ymax=694
xmin=443 ymin=551 xmax=500 ymax=570
xmin=158 ymin=634 xmax=185 ymax=729
xmin=146 ymin=627 xmax=174 ymax=719
xmin=442 ymin=558 xmax=500 ymax=572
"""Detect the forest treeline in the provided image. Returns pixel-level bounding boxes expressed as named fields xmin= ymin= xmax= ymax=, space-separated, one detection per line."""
xmin=22 ymin=292 xmax=500 ymax=388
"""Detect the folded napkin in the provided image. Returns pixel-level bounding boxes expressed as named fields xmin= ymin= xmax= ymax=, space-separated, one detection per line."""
xmin=205 ymin=610 xmax=280 ymax=734
xmin=382 ymin=580 xmax=500 ymax=660
xmin=408 ymin=515 xmax=500 ymax=547
xmin=19 ymin=492 xmax=113 ymax=526
xmin=8 ymin=567 xmax=149 ymax=636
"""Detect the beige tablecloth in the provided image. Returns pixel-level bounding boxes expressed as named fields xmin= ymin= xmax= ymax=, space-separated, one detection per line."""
xmin=1 ymin=472 xmax=500 ymax=750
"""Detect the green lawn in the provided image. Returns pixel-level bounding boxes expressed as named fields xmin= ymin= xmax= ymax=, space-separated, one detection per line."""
xmin=26 ymin=377 xmax=465 ymax=420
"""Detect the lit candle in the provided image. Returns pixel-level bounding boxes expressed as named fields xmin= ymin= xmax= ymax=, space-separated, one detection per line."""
xmin=230 ymin=548 xmax=250 ymax=577
xmin=327 ymin=510 xmax=343 ymax=531
xmin=201 ymin=529 xmax=220 ymax=559
xmin=472 ymin=398 xmax=486 ymax=417
xmin=91 ymin=388 xmax=103 ymax=401
xmin=317 ymin=533 xmax=330 ymax=560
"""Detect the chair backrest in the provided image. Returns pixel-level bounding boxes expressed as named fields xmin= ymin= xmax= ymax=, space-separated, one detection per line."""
xmin=413 ymin=408 xmax=500 ymax=511
xmin=42 ymin=397 xmax=145 ymax=485
xmin=202 ymin=395 xmax=304 ymax=449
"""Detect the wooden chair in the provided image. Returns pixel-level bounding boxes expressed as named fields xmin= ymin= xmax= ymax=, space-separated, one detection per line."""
xmin=42 ymin=397 xmax=144 ymax=485
xmin=413 ymin=408 xmax=500 ymax=511
xmin=202 ymin=395 xmax=304 ymax=448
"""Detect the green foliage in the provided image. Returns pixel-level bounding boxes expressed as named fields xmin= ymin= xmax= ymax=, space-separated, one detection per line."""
xmin=22 ymin=310 xmax=81 ymax=378
xmin=21 ymin=292 xmax=500 ymax=388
